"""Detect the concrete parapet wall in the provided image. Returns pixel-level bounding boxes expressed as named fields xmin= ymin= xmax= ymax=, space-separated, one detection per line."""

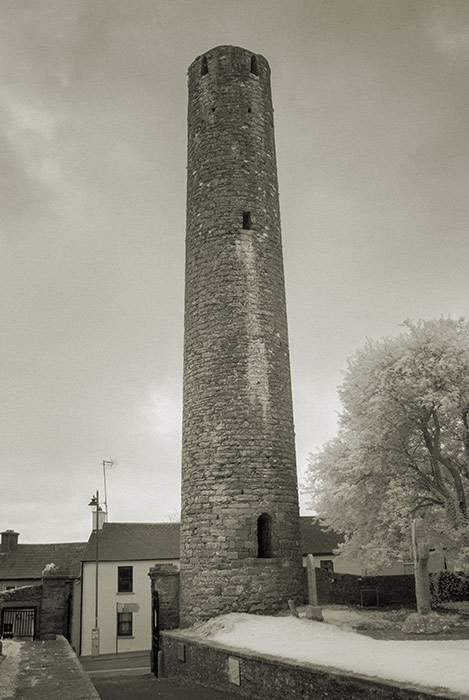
xmin=0 ymin=636 xmax=100 ymax=700
xmin=160 ymin=630 xmax=459 ymax=700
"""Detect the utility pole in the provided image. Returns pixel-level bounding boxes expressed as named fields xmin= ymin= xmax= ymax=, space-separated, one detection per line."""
xmin=89 ymin=491 xmax=100 ymax=655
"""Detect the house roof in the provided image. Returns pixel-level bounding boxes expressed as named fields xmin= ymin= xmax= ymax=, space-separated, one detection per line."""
xmin=299 ymin=516 xmax=343 ymax=555
xmin=82 ymin=522 xmax=180 ymax=562
xmin=82 ymin=518 xmax=342 ymax=562
xmin=0 ymin=518 xmax=341 ymax=578
xmin=0 ymin=542 xmax=87 ymax=580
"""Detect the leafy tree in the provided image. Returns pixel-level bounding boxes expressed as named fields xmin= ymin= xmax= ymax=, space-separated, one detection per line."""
xmin=304 ymin=318 xmax=469 ymax=573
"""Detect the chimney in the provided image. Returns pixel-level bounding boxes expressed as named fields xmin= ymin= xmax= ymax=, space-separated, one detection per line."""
xmin=1 ymin=530 xmax=19 ymax=552
xmin=92 ymin=507 xmax=107 ymax=531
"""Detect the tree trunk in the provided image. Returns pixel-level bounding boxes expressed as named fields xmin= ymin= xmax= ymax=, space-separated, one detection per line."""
xmin=411 ymin=519 xmax=431 ymax=615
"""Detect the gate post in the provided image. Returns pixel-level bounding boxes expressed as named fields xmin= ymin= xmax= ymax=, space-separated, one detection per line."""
xmin=41 ymin=570 xmax=74 ymax=639
xmin=148 ymin=564 xmax=180 ymax=630
xmin=148 ymin=564 xmax=180 ymax=677
xmin=150 ymin=591 xmax=159 ymax=676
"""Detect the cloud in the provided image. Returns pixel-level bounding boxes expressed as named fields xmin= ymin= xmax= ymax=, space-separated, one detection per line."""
xmin=428 ymin=10 xmax=469 ymax=58
xmin=142 ymin=385 xmax=182 ymax=440
xmin=0 ymin=86 xmax=64 ymax=199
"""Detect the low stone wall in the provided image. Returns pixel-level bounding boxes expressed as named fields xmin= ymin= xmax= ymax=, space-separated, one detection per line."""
xmin=160 ymin=631 xmax=458 ymax=700
xmin=0 ymin=584 xmax=43 ymax=639
xmin=0 ymin=584 xmax=43 ymax=608
xmin=313 ymin=568 xmax=416 ymax=608
xmin=0 ymin=574 xmax=75 ymax=640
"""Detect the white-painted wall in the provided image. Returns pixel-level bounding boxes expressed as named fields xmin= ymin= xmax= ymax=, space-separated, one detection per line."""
xmin=81 ymin=558 xmax=179 ymax=656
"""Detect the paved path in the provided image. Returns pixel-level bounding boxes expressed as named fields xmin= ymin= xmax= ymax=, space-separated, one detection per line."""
xmin=93 ymin=673 xmax=242 ymax=700
xmin=80 ymin=650 xmax=150 ymax=677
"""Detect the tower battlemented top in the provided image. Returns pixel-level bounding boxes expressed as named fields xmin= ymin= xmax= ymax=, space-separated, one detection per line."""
xmin=179 ymin=46 xmax=303 ymax=626
xmin=188 ymin=45 xmax=271 ymax=82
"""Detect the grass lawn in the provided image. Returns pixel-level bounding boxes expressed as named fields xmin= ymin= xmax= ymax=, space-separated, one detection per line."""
xmin=316 ymin=601 xmax=469 ymax=640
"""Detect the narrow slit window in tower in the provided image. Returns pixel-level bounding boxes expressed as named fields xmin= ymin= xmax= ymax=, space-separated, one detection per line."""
xmin=250 ymin=55 xmax=259 ymax=76
xmin=257 ymin=513 xmax=272 ymax=558
xmin=201 ymin=56 xmax=208 ymax=76
xmin=242 ymin=211 xmax=252 ymax=230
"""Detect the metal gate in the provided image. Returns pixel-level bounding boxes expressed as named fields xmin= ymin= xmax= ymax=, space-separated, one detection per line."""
xmin=2 ymin=608 xmax=36 ymax=639
xmin=151 ymin=591 xmax=160 ymax=676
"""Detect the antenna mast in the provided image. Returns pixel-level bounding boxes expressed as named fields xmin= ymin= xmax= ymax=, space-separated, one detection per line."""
xmin=102 ymin=459 xmax=114 ymax=519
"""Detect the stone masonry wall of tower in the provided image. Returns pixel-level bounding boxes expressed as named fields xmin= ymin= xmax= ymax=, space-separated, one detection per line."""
xmin=180 ymin=46 xmax=304 ymax=626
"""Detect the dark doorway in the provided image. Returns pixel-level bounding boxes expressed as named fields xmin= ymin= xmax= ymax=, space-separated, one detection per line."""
xmin=1 ymin=608 xmax=36 ymax=639
xmin=257 ymin=513 xmax=273 ymax=558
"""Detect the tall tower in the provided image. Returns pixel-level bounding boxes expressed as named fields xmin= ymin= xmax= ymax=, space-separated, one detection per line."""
xmin=180 ymin=45 xmax=303 ymax=625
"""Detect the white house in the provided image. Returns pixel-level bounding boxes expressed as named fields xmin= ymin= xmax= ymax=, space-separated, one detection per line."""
xmin=80 ymin=522 xmax=179 ymax=656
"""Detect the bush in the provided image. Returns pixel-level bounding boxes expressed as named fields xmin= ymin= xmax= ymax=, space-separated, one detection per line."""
xmin=430 ymin=571 xmax=469 ymax=604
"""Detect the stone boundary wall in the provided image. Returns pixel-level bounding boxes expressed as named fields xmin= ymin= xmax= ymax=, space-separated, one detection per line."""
xmin=0 ymin=575 xmax=75 ymax=640
xmin=309 ymin=569 xmax=469 ymax=608
xmin=313 ymin=568 xmax=417 ymax=607
xmin=160 ymin=631 xmax=460 ymax=700
xmin=0 ymin=584 xmax=43 ymax=638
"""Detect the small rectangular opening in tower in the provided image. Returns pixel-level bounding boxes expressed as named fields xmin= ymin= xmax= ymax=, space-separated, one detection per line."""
xmin=257 ymin=513 xmax=272 ymax=558
xmin=250 ymin=55 xmax=259 ymax=76
xmin=201 ymin=55 xmax=208 ymax=76
xmin=242 ymin=212 xmax=252 ymax=230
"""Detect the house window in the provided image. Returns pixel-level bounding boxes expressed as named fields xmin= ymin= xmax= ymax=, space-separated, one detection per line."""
xmin=320 ymin=560 xmax=334 ymax=572
xmin=257 ymin=513 xmax=272 ymax=558
xmin=242 ymin=211 xmax=252 ymax=230
xmin=117 ymin=566 xmax=133 ymax=593
xmin=117 ymin=612 xmax=133 ymax=637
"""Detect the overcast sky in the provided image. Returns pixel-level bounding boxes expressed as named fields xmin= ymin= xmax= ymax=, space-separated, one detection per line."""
xmin=2 ymin=0 xmax=468 ymax=543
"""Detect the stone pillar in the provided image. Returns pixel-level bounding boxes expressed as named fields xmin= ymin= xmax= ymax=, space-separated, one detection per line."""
xmin=40 ymin=572 xmax=73 ymax=639
xmin=180 ymin=45 xmax=303 ymax=626
xmin=149 ymin=565 xmax=180 ymax=630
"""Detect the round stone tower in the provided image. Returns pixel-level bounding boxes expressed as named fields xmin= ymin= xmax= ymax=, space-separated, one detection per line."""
xmin=180 ymin=45 xmax=303 ymax=626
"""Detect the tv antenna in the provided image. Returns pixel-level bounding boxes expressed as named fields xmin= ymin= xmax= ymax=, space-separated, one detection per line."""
xmin=102 ymin=458 xmax=116 ymax=519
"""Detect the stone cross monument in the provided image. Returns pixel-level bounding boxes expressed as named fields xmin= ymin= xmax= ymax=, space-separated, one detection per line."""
xmin=180 ymin=45 xmax=303 ymax=626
